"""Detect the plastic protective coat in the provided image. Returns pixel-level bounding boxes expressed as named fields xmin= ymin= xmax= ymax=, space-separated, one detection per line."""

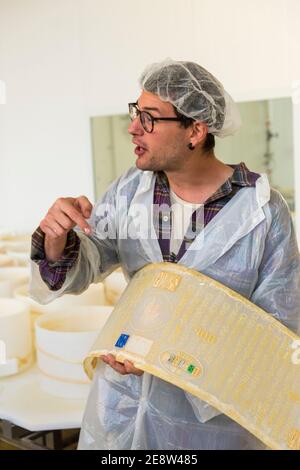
xmin=30 ymin=167 xmax=300 ymax=450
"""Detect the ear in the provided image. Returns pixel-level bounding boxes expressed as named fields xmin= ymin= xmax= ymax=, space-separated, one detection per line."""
xmin=189 ymin=121 xmax=208 ymax=147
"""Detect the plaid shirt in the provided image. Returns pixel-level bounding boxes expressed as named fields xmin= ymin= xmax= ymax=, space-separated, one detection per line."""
xmin=154 ymin=162 xmax=259 ymax=262
xmin=31 ymin=162 xmax=259 ymax=291
xmin=31 ymin=227 xmax=81 ymax=291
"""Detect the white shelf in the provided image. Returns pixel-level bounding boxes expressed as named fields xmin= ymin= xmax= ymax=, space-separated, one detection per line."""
xmin=0 ymin=364 xmax=88 ymax=432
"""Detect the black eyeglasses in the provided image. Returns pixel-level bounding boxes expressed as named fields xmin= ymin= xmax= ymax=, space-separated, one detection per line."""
xmin=128 ymin=102 xmax=183 ymax=133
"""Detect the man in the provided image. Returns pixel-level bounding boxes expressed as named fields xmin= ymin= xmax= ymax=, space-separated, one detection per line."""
xmin=30 ymin=59 xmax=300 ymax=449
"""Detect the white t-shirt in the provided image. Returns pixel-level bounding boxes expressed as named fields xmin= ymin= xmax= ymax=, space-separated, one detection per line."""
xmin=169 ymin=188 xmax=203 ymax=256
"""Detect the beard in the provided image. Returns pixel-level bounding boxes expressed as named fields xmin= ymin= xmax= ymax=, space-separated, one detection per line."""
xmin=135 ymin=151 xmax=184 ymax=173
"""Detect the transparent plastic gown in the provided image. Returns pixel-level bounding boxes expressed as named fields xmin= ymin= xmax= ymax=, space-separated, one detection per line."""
xmin=30 ymin=167 xmax=300 ymax=450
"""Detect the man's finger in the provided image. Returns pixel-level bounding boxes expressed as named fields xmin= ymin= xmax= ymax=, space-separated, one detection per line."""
xmin=124 ymin=360 xmax=144 ymax=376
xmin=111 ymin=362 xmax=128 ymax=375
xmin=74 ymin=196 xmax=93 ymax=219
xmin=40 ymin=221 xmax=60 ymax=239
xmin=51 ymin=210 xmax=75 ymax=232
xmin=45 ymin=215 xmax=69 ymax=238
xmin=58 ymin=199 xmax=92 ymax=233
xmin=101 ymin=355 xmax=143 ymax=376
xmin=104 ymin=355 xmax=127 ymax=375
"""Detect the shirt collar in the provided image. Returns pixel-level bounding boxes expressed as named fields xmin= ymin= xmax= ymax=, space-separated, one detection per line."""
xmin=229 ymin=162 xmax=260 ymax=187
xmin=155 ymin=162 xmax=260 ymax=205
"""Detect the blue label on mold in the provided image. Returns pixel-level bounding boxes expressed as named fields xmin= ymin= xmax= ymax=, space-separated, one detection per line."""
xmin=115 ymin=334 xmax=130 ymax=348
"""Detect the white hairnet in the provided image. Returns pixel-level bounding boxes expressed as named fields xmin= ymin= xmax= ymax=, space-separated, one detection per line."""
xmin=139 ymin=59 xmax=241 ymax=138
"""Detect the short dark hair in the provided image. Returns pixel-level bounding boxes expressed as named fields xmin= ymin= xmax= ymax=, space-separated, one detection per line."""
xmin=173 ymin=106 xmax=215 ymax=152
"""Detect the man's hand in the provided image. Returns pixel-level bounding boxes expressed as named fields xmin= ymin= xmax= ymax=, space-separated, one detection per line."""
xmin=101 ymin=354 xmax=144 ymax=376
xmin=40 ymin=196 xmax=93 ymax=262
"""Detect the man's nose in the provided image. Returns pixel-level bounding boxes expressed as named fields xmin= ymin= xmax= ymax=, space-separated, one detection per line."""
xmin=128 ymin=117 xmax=144 ymax=135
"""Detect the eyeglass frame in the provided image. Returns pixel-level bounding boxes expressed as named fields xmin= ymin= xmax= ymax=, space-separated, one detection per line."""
xmin=128 ymin=102 xmax=184 ymax=133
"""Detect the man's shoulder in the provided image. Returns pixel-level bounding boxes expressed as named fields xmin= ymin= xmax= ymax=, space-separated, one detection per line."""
xmin=266 ymin=187 xmax=293 ymax=224
xmin=118 ymin=166 xmax=144 ymax=186
xmin=96 ymin=167 xmax=151 ymax=207
xmin=100 ymin=167 xmax=142 ymax=197
xmin=269 ymin=187 xmax=291 ymax=210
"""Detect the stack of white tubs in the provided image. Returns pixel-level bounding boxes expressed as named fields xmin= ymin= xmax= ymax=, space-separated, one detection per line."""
xmin=0 ymin=230 xmax=31 ymax=267
xmin=16 ymin=282 xmax=114 ymax=398
xmin=0 ymin=298 xmax=32 ymax=377
xmin=35 ymin=306 xmax=113 ymax=398
xmin=0 ymin=231 xmax=33 ymax=377
xmin=0 ymin=230 xmax=31 ymax=297
xmin=0 ymin=228 xmax=128 ymax=400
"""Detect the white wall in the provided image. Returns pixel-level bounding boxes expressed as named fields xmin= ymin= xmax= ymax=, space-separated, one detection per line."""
xmin=0 ymin=0 xmax=94 ymax=231
xmin=0 ymin=0 xmax=300 ymax=237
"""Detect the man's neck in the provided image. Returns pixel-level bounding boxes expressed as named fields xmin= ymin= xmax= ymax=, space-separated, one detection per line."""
xmin=165 ymin=153 xmax=234 ymax=204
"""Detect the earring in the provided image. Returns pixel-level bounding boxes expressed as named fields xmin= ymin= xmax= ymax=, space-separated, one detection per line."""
xmin=188 ymin=143 xmax=195 ymax=150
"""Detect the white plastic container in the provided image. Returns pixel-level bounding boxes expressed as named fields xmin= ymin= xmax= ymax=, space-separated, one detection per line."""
xmin=0 ymin=240 xmax=31 ymax=254
xmin=0 ymin=267 xmax=30 ymax=297
xmin=35 ymin=306 xmax=113 ymax=398
xmin=6 ymin=250 xmax=30 ymax=266
xmin=0 ymin=254 xmax=15 ymax=267
xmin=0 ymin=298 xmax=32 ymax=377
xmin=0 ymin=280 xmax=13 ymax=298
xmin=0 ymin=230 xmax=31 ymax=241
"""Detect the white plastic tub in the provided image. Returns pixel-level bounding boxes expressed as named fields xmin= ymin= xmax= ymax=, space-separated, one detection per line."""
xmin=0 ymin=268 xmax=30 ymax=295
xmin=35 ymin=306 xmax=113 ymax=397
xmin=0 ymin=298 xmax=32 ymax=377
xmin=6 ymin=250 xmax=30 ymax=266
xmin=0 ymin=254 xmax=15 ymax=267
